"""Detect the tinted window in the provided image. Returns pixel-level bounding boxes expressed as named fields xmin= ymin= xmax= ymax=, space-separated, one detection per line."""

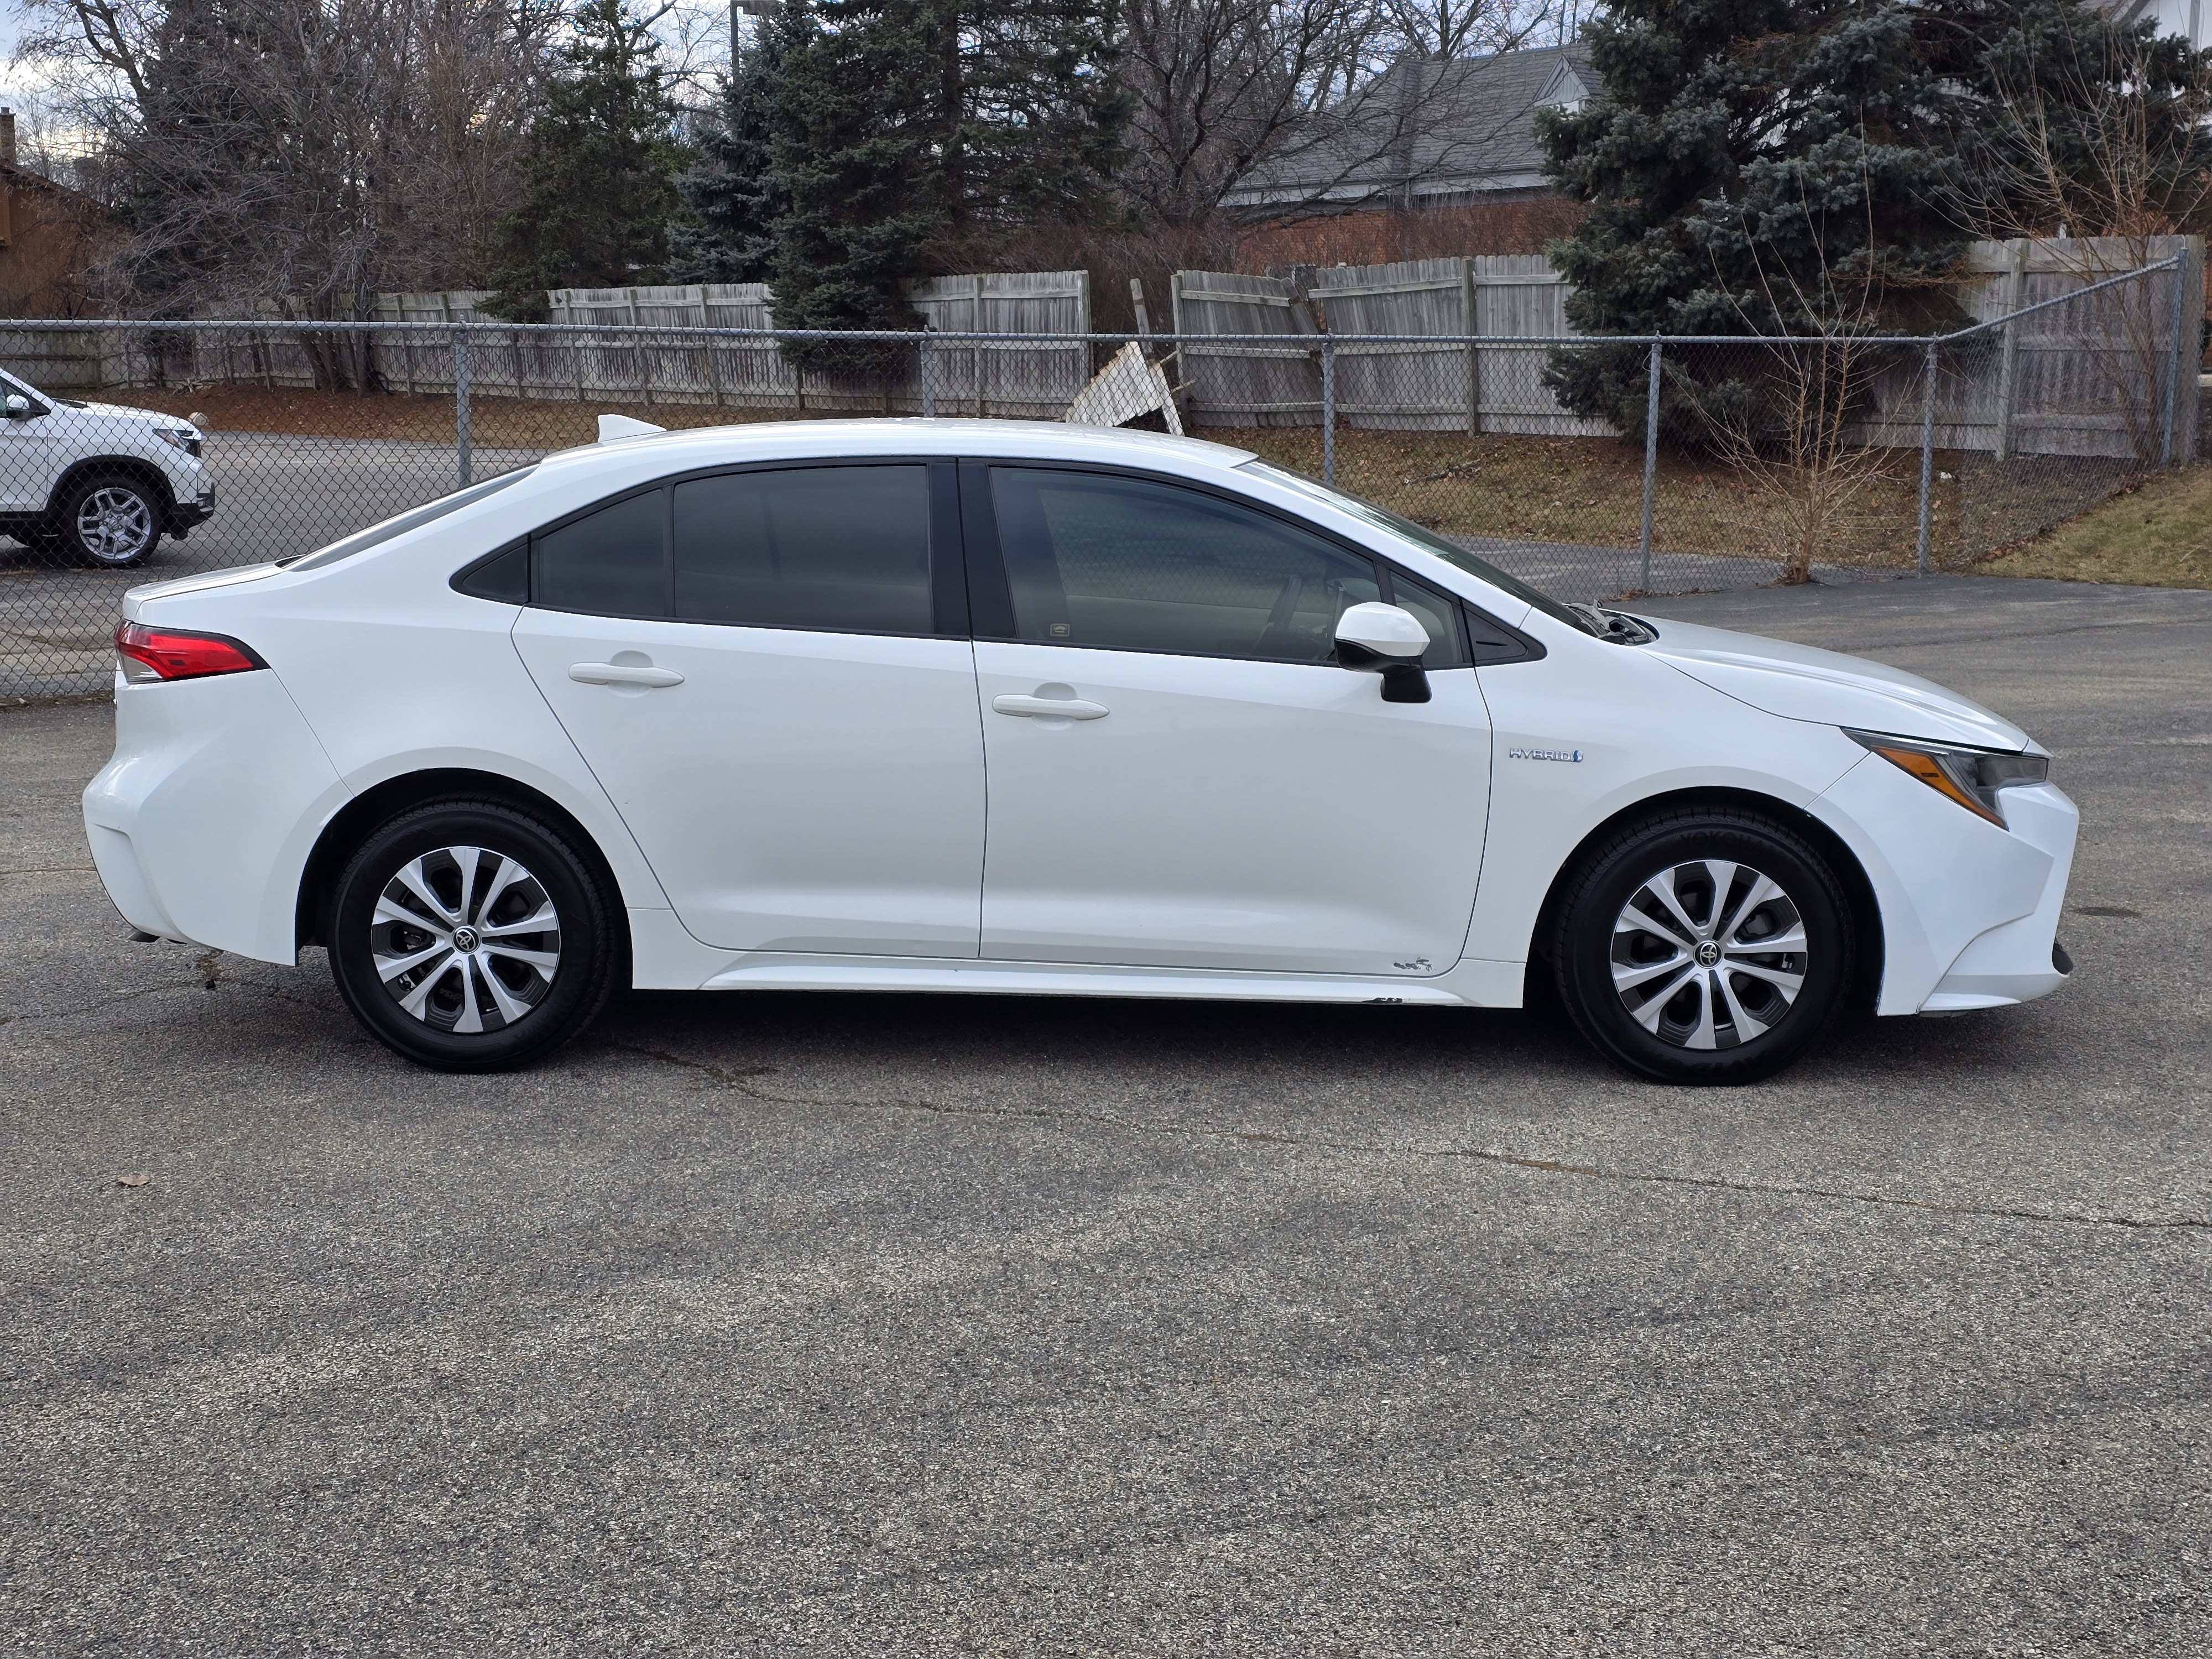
xmin=990 ymin=468 xmax=1379 ymax=661
xmin=673 ymin=466 xmax=931 ymax=633
xmin=1386 ymin=571 xmax=1469 ymax=667
xmin=1235 ymin=459 xmax=1600 ymax=638
xmin=535 ymin=488 xmax=665 ymax=617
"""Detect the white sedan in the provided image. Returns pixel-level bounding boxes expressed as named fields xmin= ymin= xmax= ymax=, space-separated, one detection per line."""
xmin=84 ymin=420 xmax=2077 ymax=1083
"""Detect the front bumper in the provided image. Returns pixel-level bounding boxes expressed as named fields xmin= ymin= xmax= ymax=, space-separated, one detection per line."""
xmin=1917 ymin=781 xmax=2078 ymax=1010
xmin=1813 ymin=759 xmax=2079 ymax=1016
xmin=167 ymin=480 xmax=215 ymax=533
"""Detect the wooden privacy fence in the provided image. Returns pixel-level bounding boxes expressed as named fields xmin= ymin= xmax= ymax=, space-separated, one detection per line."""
xmin=1855 ymin=237 xmax=2204 ymax=461
xmin=0 ymin=243 xmax=2194 ymax=463
xmin=0 ymin=274 xmax=1095 ymax=418
xmin=1306 ymin=257 xmax=1611 ymax=437
xmin=372 ymin=274 xmax=1092 ymax=418
xmin=1166 ymin=241 xmax=2201 ymax=461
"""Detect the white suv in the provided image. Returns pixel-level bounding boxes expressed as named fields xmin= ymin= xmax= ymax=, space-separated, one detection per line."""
xmin=0 ymin=367 xmax=215 ymax=566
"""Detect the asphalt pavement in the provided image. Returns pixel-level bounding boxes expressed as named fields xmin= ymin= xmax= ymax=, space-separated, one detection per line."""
xmin=2 ymin=576 xmax=2208 ymax=1653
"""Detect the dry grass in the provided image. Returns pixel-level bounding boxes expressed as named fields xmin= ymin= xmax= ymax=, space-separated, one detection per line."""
xmin=1978 ymin=464 xmax=2212 ymax=588
xmin=1218 ymin=425 xmax=1944 ymax=571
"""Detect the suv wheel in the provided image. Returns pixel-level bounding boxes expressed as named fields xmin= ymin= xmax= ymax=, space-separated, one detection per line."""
xmin=60 ymin=472 xmax=163 ymax=567
xmin=1552 ymin=808 xmax=1855 ymax=1084
xmin=327 ymin=801 xmax=620 ymax=1071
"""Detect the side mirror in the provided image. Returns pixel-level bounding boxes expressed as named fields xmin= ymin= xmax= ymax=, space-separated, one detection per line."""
xmin=4 ymin=395 xmax=30 ymax=419
xmin=1335 ymin=602 xmax=1432 ymax=703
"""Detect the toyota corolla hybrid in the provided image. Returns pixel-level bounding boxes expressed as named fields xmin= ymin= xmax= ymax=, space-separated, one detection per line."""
xmin=84 ymin=419 xmax=2076 ymax=1082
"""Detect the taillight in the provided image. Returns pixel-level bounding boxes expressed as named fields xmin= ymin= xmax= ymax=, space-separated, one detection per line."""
xmin=114 ymin=620 xmax=267 ymax=684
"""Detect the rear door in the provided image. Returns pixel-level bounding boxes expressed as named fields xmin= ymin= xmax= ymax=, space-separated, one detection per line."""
xmin=513 ymin=458 xmax=987 ymax=956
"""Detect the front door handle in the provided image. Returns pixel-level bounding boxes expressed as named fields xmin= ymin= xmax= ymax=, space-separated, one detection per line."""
xmin=992 ymin=693 xmax=1109 ymax=721
xmin=570 ymin=661 xmax=684 ymax=688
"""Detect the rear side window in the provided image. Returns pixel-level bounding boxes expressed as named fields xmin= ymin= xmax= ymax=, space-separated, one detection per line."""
xmin=534 ymin=488 xmax=665 ymax=617
xmin=989 ymin=467 xmax=1380 ymax=662
xmin=673 ymin=465 xmax=931 ymax=633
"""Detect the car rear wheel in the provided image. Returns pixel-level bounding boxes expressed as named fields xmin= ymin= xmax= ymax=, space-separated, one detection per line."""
xmin=327 ymin=801 xmax=619 ymax=1071
xmin=60 ymin=472 xmax=163 ymax=567
xmin=1551 ymin=808 xmax=1855 ymax=1084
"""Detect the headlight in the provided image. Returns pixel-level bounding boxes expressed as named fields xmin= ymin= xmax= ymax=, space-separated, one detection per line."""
xmin=153 ymin=426 xmax=202 ymax=458
xmin=1846 ymin=729 xmax=2049 ymax=827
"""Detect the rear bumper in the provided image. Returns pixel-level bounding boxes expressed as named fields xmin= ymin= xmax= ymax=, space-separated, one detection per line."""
xmin=83 ymin=667 xmax=347 ymax=962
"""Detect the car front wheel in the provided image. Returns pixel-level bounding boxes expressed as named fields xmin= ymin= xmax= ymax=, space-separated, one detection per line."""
xmin=60 ymin=472 xmax=163 ymax=567
xmin=327 ymin=801 xmax=620 ymax=1071
xmin=1552 ymin=808 xmax=1856 ymax=1084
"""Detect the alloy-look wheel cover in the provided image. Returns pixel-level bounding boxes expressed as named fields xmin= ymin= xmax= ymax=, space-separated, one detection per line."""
xmin=370 ymin=846 xmax=562 ymax=1034
xmin=1609 ymin=859 xmax=1809 ymax=1050
xmin=77 ymin=486 xmax=155 ymax=564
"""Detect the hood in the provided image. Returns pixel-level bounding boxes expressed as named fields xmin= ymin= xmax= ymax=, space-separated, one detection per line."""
xmin=74 ymin=400 xmax=192 ymax=426
xmin=1643 ymin=618 xmax=2031 ymax=752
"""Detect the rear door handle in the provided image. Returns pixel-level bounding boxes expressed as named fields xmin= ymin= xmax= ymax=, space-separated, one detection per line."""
xmin=570 ymin=662 xmax=684 ymax=688
xmin=992 ymin=693 xmax=1108 ymax=721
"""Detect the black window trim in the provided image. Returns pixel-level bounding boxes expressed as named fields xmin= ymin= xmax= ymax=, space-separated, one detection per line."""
xmin=495 ymin=456 xmax=964 ymax=640
xmin=958 ymin=456 xmax=1543 ymax=668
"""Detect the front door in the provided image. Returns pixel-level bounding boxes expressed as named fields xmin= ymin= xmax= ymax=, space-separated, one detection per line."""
xmin=514 ymin=461 xmax=986 ymax=957
xmin=968 ymin=464 xmax=1492 ymax=975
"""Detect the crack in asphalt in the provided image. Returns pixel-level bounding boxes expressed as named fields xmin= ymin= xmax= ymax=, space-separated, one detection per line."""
xmin=12 ymin=977 xmax=2205 ymax=1235
xmin=603 ymin=1039 xmax=2212 ymax=1235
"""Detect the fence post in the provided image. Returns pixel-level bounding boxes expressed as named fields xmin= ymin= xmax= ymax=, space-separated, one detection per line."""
xmin=455 ymin=324 xmax=473 ymax=489
xmin=1994 ymin=238 xmax=2026 ymax=463
xmin=2162 ymin=254 xmax=2189 ymax=467
xmin=1320 ymin=333 xmax=1337 ymax=487
xmin=919 ymin=331 xmax=936 ymax=419
xmin=1915 ymin=339 xmax=1938 ymax=575
xmin=1637 ymin=338 xmax=1662 ymax=593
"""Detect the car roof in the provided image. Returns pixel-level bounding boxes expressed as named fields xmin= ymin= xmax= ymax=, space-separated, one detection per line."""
xmin=535 ymin=417 xmax=1259 ymax=480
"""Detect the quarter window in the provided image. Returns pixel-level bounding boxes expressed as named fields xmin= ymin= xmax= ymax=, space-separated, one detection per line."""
xmin=989 ymin=468 xmax=1380 ymax=662
xmin=674 ymin=465 xmax=932 ymax=634
xmin=1384 ymin=570 xmax=1470 ymax=668
xmin=533 ymin=488 xmax=665 ymax=618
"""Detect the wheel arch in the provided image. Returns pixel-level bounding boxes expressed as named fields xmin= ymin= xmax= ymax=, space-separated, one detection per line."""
xmin=47 ymin=457 xmax=181 ymax=525
xmin=294 ymin=768 xmax=633 ymax=974
xmin=1522 ymin=785 xmax=1884 ymax=1013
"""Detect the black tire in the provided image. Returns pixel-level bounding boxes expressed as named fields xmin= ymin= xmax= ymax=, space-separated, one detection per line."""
xmin=1551 ymin=807 xmax=1855 ymax=1085
xmin=58 ymin=471 xmax=164 ymax=568
xmin=327 ymin=800 xmax=619 ymax=1071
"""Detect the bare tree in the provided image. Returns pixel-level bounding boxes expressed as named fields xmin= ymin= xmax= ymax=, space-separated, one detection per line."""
xmin=12 ymin=0 xmax=566 ymax=321
xmin=1115 ymin=0 xmax=1562 ymax=225
xmin=1674 ymin=192 xmax=1924 ymax=584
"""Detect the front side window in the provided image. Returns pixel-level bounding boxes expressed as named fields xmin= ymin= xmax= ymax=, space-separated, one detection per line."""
xmin=674 ymin=465 xmax=931 ymax=633
xmin=989 ymin=467 xmax=1381 ymax=662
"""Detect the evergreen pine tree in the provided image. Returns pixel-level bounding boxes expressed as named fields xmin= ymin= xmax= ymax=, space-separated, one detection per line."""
xmin=484 ymin=0 xmax=686 ymax=321
xmin=1537 ymin=0 xmax=1966 ymax=434
xmin=667 ymin=13 xmax=797 ymax=284
xmin=761 ymin=0 xmax=1123 ymax=372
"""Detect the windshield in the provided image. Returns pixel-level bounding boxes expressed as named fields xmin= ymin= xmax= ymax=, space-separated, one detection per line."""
xmin=1237 ymin=460 xmax=1598 ymax=637
xmin=286 ymin=467 xmax=538 ymax=571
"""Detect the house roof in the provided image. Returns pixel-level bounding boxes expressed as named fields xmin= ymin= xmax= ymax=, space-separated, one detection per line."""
xmin=1225 ymin=43 xmax=1595 ymax=210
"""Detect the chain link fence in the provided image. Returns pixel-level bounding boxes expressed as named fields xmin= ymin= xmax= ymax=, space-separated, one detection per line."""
xmin=0 ymin=258 xmax=2193 ymax=701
